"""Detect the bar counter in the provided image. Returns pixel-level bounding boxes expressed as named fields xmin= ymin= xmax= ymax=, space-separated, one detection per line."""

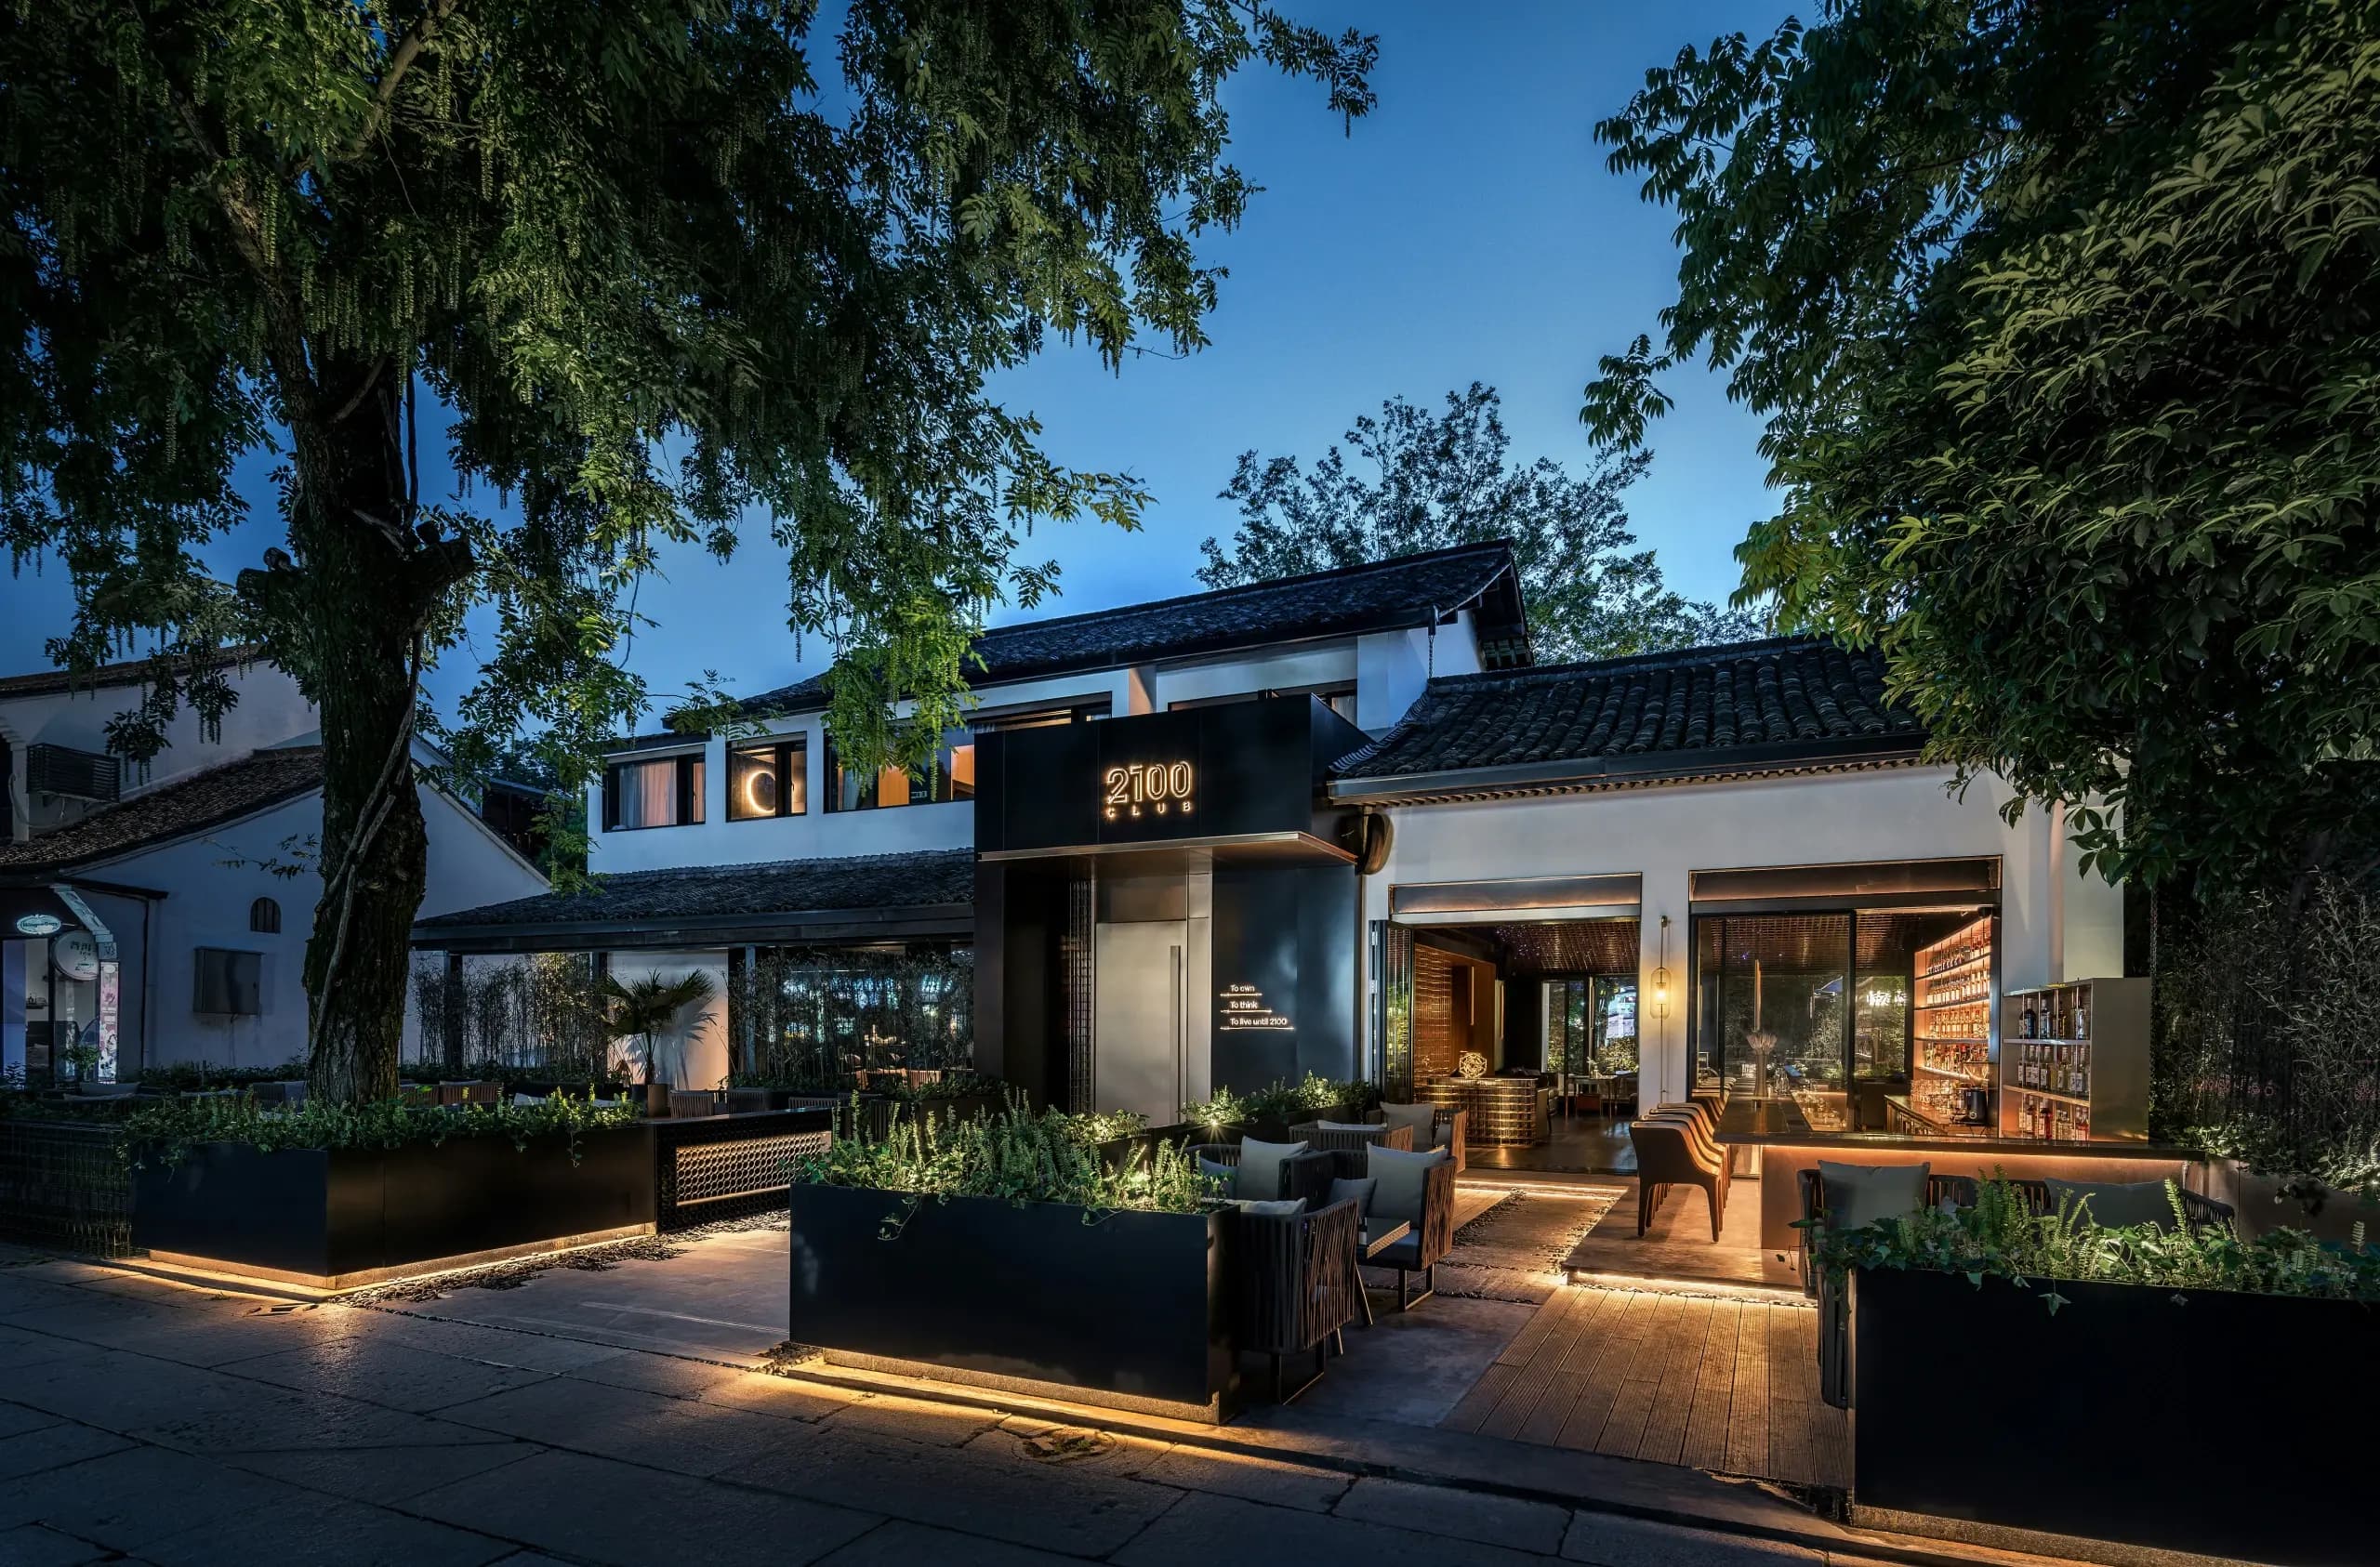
xmin=1419 ymin=1074 xmax=1549 ymax=1147
xmin=1712 ymin=1095 xmax=2215 ymax=1250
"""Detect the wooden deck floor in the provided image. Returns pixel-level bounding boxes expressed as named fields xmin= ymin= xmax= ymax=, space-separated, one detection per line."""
xmin=1437 ymin=1283 xmax=1849 ymax=1490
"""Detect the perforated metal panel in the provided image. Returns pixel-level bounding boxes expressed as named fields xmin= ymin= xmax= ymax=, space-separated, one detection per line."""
xmin=669 ymin=1131 xmax=829 ymax=1211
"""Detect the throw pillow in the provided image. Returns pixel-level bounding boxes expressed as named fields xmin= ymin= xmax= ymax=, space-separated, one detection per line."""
xmin=1379 ymin=1101 xmax=1436 ymax=1144
xmin=1329 ymin=1176 xmax=1378 ymax=1218
xmin=2045 ymin=1178 xmax=2178 ymax=1232
xmin=1818 ymin=1161 xmax=1930 ymax=1231
xmin=1368 ymin=1144 xmax=1450 ymax=1224
xmin=1229 ymin=1199 xmax=1305 ymax=1218
xmin=1235 ymin=1138 xmax=1309 ymax=1202
xmin=1197 ymin=1155 xmax=1236 ymax=1192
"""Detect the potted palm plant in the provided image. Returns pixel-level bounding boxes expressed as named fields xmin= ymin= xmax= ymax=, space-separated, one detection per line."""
xmin=602 ymin=969 xmax=716 ymax=1115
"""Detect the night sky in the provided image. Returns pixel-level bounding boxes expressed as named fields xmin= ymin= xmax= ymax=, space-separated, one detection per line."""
xmin=0 ymin=2 xmax=1793 ymax=723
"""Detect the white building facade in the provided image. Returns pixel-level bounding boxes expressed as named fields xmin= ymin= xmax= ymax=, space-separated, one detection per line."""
xmin=414 ymin=542 xmax=2124 ymax=1145
xmin=1 ymin=652 xmax=548 ymax=1078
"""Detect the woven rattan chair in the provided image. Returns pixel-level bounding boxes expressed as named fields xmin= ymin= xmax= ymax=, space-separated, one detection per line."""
xmin=1366 ymin=1151 xmax=1457 ymax=1310
xmin=1290 ymin=1121 xmax=1413 ymax=1179
xmin=668 ymin=1088 xmax=725 ymax=1120
xmin=1235 ymin=1196 xmax=1362 ymax=1401
xmin=1185 ymin=1143 xmax=1336 ymax=1207
xmin=723 ymin=1087 xmax=773 ymax=1114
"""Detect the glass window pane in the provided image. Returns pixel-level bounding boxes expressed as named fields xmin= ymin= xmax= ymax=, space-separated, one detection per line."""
xmin=782 ymin=743 xmax=807 ymax=814
xmin=1699 ymin=914 xmax=1851 ymax=1104
xmin=615 ymin=758 xmax=678 ymax=828
xmin=729 ymin=745 xmax=778 ymax=821
xmin=683 ymin=757 xmax=705 ymax=823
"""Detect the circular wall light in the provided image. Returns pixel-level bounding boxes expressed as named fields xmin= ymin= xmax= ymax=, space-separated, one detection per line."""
xmin=13 ymin=914 xmax=64 ymax=938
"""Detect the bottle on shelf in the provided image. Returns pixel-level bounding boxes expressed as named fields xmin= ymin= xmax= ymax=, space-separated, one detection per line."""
xmin=2075 ymin=994 xmax=2090 ymax=1040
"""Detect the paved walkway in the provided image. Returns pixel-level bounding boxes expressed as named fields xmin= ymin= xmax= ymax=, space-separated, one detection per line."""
xmin=0 ymin=1246 xmax=1883 ymax=1566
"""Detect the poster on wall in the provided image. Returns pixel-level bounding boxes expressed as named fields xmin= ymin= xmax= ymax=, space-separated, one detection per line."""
xmin=97 ymin=961 xmax=119 ymax=1083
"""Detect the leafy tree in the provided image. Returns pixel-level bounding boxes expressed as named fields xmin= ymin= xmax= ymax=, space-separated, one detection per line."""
xmin=1198 ymin=382 xmax=1760 ymax=662
xmin=0 ymin=1 xmax=1375 ymax=1101
xmin=1586 ymin=0 xmax=2380 ymax=897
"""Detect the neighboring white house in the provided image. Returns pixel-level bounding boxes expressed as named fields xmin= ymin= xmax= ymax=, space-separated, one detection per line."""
xmin=0 ymin=651 xmax=548 ymax=1078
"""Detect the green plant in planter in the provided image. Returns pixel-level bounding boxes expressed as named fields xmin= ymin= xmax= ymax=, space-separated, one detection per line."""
xmin=1809 ymin=1175 xmax=2380 ymax=1312
xmin=1180 ymin=1085 xmax=1249 ymax=1131
xmin=120 ymin=1093 xmax=640 ymax=1172
xmin=601 ymin=970 xmax=717 ymax=1094
xmin=1061 ymin=1109 xmax=1150 ymax=1146
xmin=796 ymin=1100 xmax=1217 ymax=1235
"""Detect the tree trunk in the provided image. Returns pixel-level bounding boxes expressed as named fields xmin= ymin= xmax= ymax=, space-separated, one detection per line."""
xmin=250 ymin=360 xmax=469 ymax=1105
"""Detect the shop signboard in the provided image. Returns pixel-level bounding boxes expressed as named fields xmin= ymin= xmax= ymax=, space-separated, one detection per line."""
xmin=974 ymin=695 xmax=1364 ymax=855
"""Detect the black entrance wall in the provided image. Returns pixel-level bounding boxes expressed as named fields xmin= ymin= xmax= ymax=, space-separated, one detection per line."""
xmin=1210 ymin=864 xmax=1356 ymax=1094
xmin=974 ymin=697 xmax=1367 ymax=1108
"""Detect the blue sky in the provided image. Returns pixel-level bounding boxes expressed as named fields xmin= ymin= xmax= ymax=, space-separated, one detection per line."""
xmin=0 ymin=2 xmax=1794 ymax=718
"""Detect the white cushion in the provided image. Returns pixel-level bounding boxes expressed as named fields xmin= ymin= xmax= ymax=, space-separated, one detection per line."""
xmin=1368 ymin=1144 xmax=1450 ymax=1225
xmin=510 ymin=1093 xmax=546 ymax=1107
xmin=1818 ymin=1161 xmax=1929 ymax=1231
xmin=1315 ymin=1120 xmax=1376 ymax=1133
xmin=1229 ymin=1198 xmax=1305 ymax=1218
xmin=1235 ymin=1139 xmax=1308 ymax=1202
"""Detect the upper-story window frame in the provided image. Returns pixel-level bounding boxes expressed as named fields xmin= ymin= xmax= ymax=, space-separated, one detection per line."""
xmin=601 ymin=750 xmax=706 ymax=832
xmin=727 ymin=735 xmax=809 ymax=823
xmin=1167 ymin=682 xmax=1357 ymax=723
xmin=824 ymin=697 xmax=1108 ymax=813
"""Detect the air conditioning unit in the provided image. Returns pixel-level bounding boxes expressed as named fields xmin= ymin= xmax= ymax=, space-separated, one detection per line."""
xmin=26 ymin=744 xmax=121 ymax=803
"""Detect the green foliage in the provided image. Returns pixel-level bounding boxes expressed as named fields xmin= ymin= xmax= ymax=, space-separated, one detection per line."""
xmin=119 ymin=1092 xmax=640 ymax=1170
xmin=795 ymin=1100 xmax=1216 ymax=1231
xmin=1199 ymin=384 xmax=1760 ymax=662
xmin=1059 ymin=1109 xmax=1150 ymax=1145
xmin=1181 ymin=1085 xmax=1250 ymax=1129
xmin=2156 ymin=876 xmax=2380 ymax=1192
xmin=1587 ymin=0 xmax=2380 ymax=893
xmin=601 ymin=969 xmax=717 ymax=1087
xmin=1810 ymin=1176 xmax=2380 ymax=1310
xmin=130 ymin=1059 xmax=309 ymax=1091
xmin=410 ymin=954 xmax=611 ymax=1078
xmin=1181 ymin=1072 xmax=1371 ymax=1127
xmin=0 ymin=1 xmax=1377 ymax=1099
xmin=738 ymin=945 xmax=975 ymax=1082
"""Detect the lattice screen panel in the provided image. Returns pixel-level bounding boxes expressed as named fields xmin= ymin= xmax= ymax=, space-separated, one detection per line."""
xmin=668 ymin=1131 xmax=830 ymax=1212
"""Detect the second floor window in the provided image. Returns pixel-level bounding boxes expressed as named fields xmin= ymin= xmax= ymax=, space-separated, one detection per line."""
xmin=729 ymin=738 xmax=808 ymax=821
xmin=603 ymin=754 xmax=705 ymax=830
xmin=827 ymin=727 xmax=973 ymax=811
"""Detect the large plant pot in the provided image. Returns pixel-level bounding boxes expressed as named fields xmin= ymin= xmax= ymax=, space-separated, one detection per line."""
xmin=787 ymin=1184 xmax=1237 ymax=1419
xmin=132 ymin=1126 xmax=655 ymax=1287
xmin=1852 ymin=1267 xmax=2377 ymax=1564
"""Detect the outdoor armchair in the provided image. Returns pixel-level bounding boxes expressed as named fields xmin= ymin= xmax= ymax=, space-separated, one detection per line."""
xmin=1185 ymin=1143 xmax=1336 ymax=1208
xmin=1290 ymin=1120 xmax=1413 ymax=1179
xmin=1233 ymin=1195 xmax=1362 ymax=1401
xmin=1627 ymin=1120 xmax=1726 ymax=1243
xmin=1363 ymin=1146 xmax=1457 ymax=1310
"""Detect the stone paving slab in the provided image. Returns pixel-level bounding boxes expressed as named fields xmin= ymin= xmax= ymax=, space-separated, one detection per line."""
xmin=0 ymin=1243 xmax=2068 ymax=1567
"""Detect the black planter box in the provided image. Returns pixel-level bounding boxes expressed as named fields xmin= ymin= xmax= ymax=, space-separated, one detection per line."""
xmin=1852 ymin=1267 xmax=2379 ymax=1565
xmin=133 ymin=1125 xmax=655 ymax=1286
xmin=788 ymin=1183 xmax=1236 ymax=1418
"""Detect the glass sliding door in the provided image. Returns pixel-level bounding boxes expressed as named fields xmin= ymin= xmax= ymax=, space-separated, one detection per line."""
xmin=1694 ymin=913 xmax=1853 ymax=1111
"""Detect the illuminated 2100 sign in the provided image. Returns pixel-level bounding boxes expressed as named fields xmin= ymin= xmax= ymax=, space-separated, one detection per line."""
xmin=1103 ymin=761 xmax=1195 ymax=821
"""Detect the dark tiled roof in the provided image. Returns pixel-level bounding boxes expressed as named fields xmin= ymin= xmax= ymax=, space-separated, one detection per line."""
xmin=1332 ymin=637 xmax=1924 ymax=791
xmin=0 ymin=746 xmax=324 ymax=873
xmin=737 ymin=542 xmax=1525 ymax=714
xmin=0 ymin=644 xmax=265 ymax=701
xmin=413 ymin=849 xmax=976 ymax=931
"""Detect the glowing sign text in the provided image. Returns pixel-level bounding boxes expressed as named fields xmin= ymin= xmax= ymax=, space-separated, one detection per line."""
xmin=1103 ymin=760 xmax=1195 ymax=821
